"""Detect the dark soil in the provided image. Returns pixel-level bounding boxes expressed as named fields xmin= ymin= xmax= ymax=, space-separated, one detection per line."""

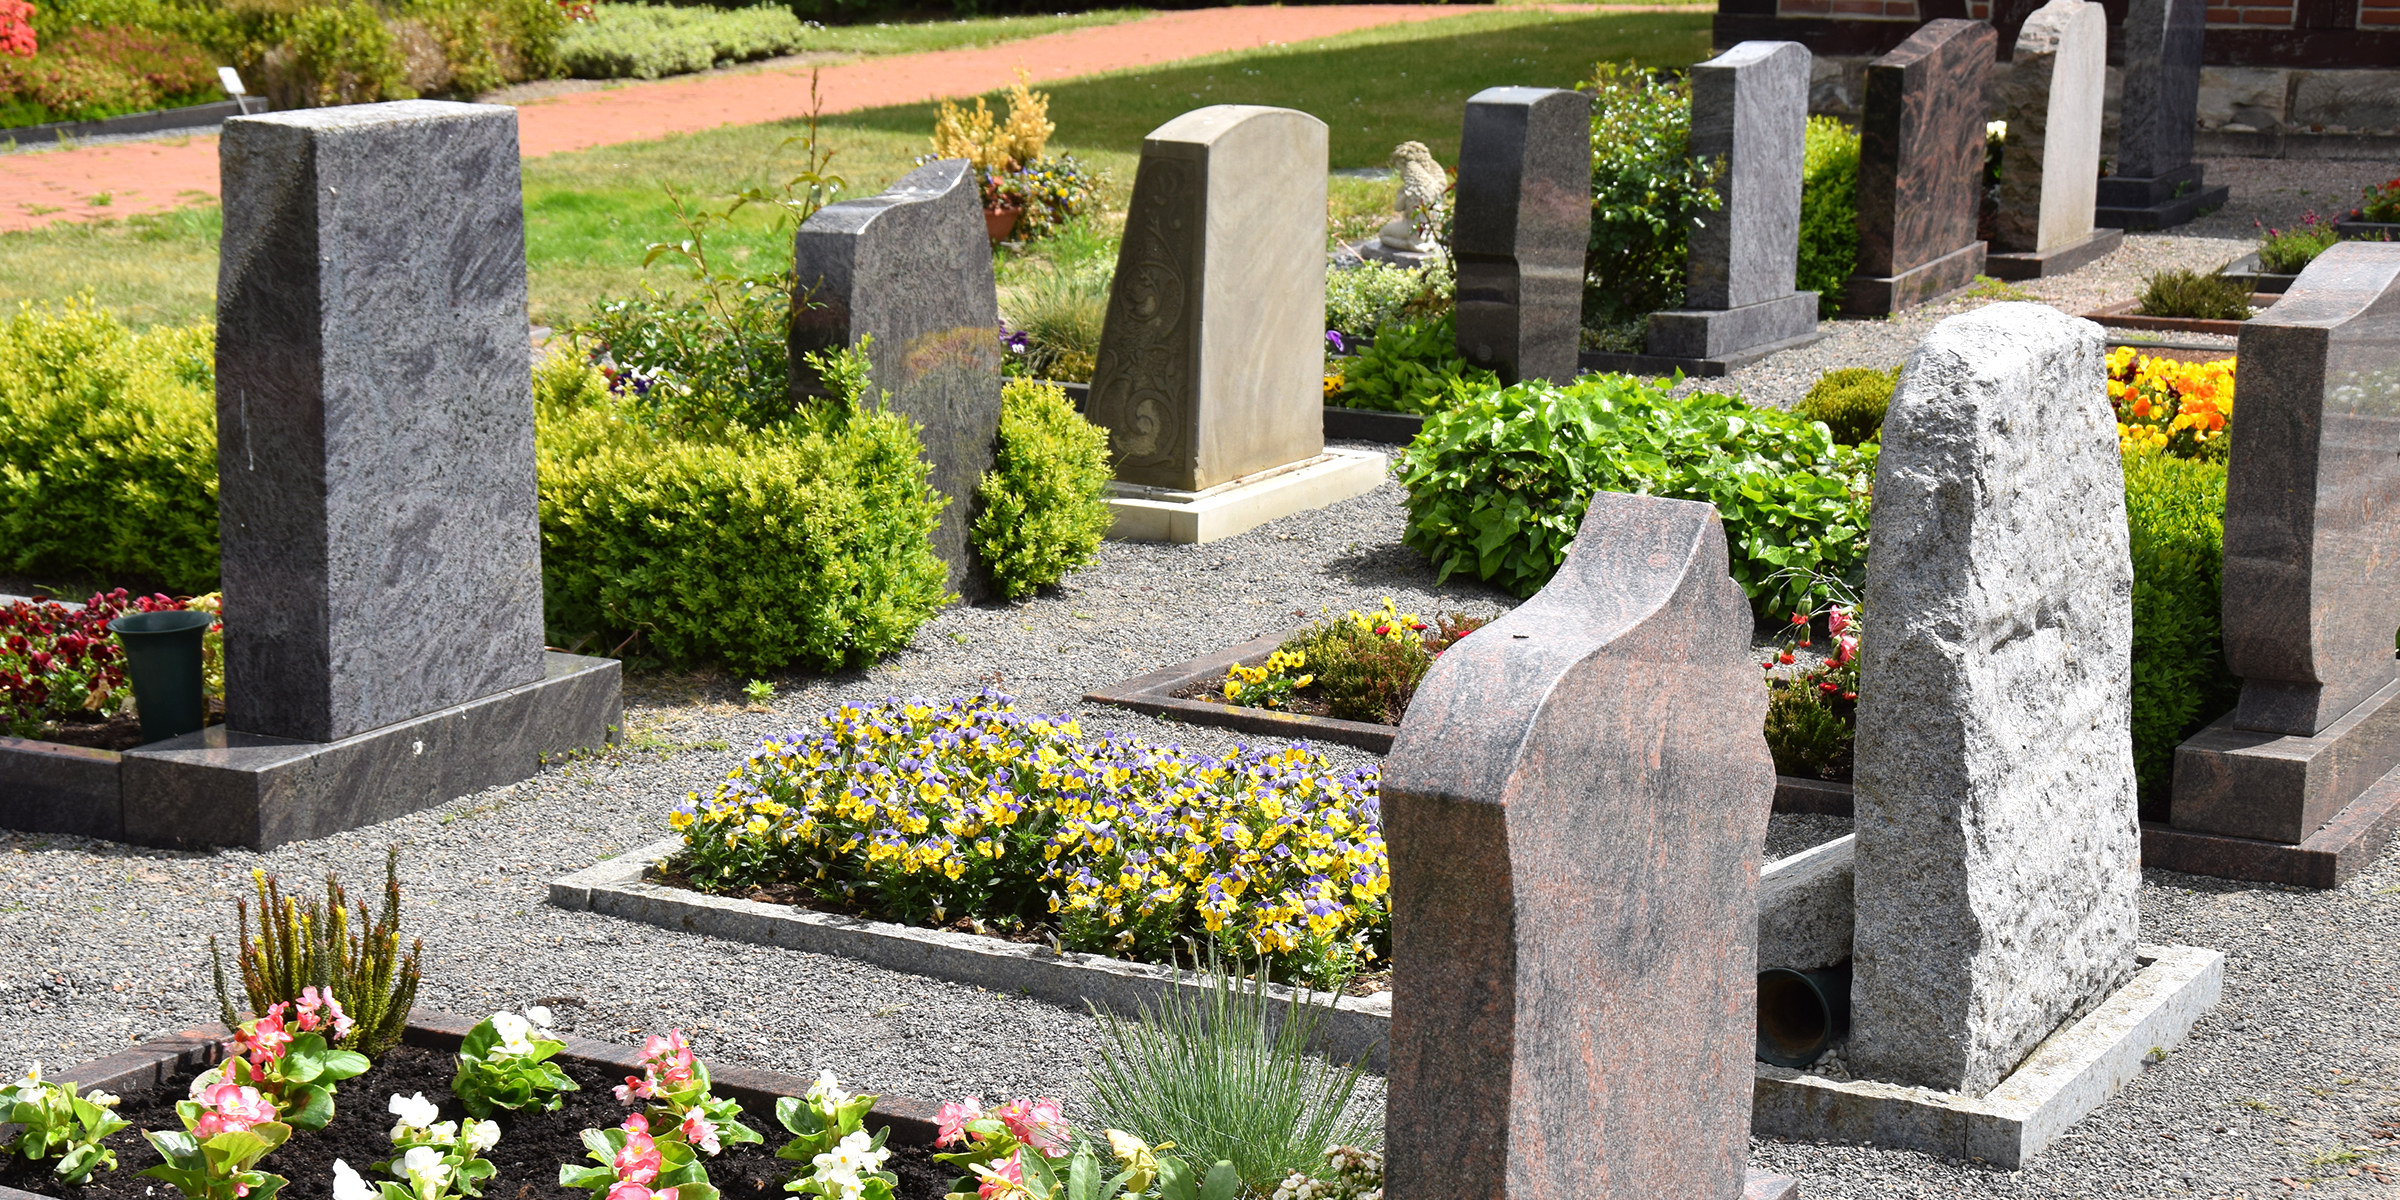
xmin=0 ymin=1046 xmax=957 ymax=1200
xmin=27 ymin=713 xmax=149 ymax=751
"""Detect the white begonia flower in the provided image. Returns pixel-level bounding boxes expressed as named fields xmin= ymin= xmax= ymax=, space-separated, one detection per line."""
xmin=401 ymin=1146 xmax=452 ymax=1194
xmin=464 ymin=1120 xmax=501 ymax=1154
xmin=389 ymin=1092 xmax=441 ymax=1130
xmin=86 ymin=1089 xmax=120 ymax=1108
xmin=524 ymin=1006 xmax=554 ymax=1030
xmin=423 ymin=1122 xmax=460 ymax=1146
xmin=333 ymin=1160 xmax=374 ymax=1200
xmin=13 ymin=1061 xmax=41 ymax=1092
xmin=188 ymin=1066 xmax=224 ymax=1099
xmin=490 ymin=1012 xmax=535 ymax=1055
xmin=805 ymin=1068 xmax=851 ymax=1108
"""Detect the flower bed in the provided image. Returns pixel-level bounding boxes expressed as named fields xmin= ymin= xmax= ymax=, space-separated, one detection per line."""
xmin=3 ymin=591 xmax=221 ymax=750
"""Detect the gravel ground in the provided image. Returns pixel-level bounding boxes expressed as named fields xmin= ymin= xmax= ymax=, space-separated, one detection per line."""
xmin=10 ymin=469 xmax=2399 ymax=1198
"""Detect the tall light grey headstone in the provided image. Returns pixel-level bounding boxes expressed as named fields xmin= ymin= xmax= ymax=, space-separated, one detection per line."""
xmin=1647 ymin=41 xmax=1819 ymax=363
xmin=1850 ymin=302 xmax=2140 ymax=1095
xmin=1089 ymin=106 xmax=1326 ymax=492
xmin=790 ymin=158 xmax=1002 ymax=601
xmin=1452 ymin=86 xmax=1591 ymax=385
xmin=1994 ymin=0 xmax=2107 ymax=255
xmin=2095 ymin=0 xmax=2225 ymax=231
xmin=216 ymin=101 xmax=544 ymax=745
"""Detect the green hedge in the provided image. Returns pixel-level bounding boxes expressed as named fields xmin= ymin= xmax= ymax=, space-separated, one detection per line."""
xmin=1581 ymin=62 xmax=1716 ymax=329
xmin=2124 ymin=450 xmax=2237 ymax=820
xmin=0 ymin=300 xmax=220 ymax=594
xmin=558 ymin=2 xmax=813 ymax=80
xmin=1396 ymin=373 xmax=1876 ymax=619
xmin=971 ymin=379 xmax=1113 ymax=599
xmin=1797 ymin=116 xmax=1861 ymax=319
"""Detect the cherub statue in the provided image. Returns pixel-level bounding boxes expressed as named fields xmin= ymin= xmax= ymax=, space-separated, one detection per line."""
xmin=1380 ymin=141 xmax=1449 ymax=254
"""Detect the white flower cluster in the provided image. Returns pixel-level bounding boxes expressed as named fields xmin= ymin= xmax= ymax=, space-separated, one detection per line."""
xmin=489 ymin=1007 xmax=555 ymax=1057
xmin=805 ymin=1129 xmax=891 ymax=1200
xmin=1270 ymin=1146 xmax=1384 ymax=1200
xmin=389 ymin=1092 xmax=502 ymax=1153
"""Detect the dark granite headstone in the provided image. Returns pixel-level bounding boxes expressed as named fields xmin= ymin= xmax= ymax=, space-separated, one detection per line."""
xmin=1647 ymin=41 xmax=1820 ymax=363
xmin=1452 ymin=86 xmax=1592 ymax=385
xmin=790 ymin=158 xmax=1002 ymax=601
xmin=216 ymin=101 xmax=545 ymax=744
xmin=2171 ymin=243 xmax=2400 ymax=849
xmin=1383 ymin=491 xmax=1778 ymax=1200
xmin=1844 ymin=19 xmax=1993 ymax=316
xmin=2095 ymin=0 xmax=2226 ymax=231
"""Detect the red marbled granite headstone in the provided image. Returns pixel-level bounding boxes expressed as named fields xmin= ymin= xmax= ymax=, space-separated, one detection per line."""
xmin=1382 ymin=491 xmax=1778 ymax=1200
xmin=1845 ymin=19 xmax=1994 ymax=316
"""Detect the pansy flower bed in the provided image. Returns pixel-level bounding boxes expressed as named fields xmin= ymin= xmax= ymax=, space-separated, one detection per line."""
xmin=668 ymin=691 xmax=1386 ymax=988
xmin=2107 ymin=348 xmax=2233 ymax=461
xmin=2 ymin=589 xmax=221 ymax=749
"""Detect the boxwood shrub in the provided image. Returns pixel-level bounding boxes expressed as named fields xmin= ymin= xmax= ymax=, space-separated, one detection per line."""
xmin=2123 ymin=449 xmax=2237 ymax=820
xmin=972 ymin=379 xmax=1113 ymax=600
xmin=1797 ymin=116 xmax=1861 ymax=318
xmin=0 ymin=299 xmax=220 ymax=594
xmin=1396 ymin=373 xmax=1877 ymax=620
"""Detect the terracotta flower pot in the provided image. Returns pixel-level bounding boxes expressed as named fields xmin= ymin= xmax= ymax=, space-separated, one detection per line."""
xmin=984 ymin=203 xmax=1023 ymax=244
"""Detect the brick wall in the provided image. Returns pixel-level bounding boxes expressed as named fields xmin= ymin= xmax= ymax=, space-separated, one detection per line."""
xmin=1775 ymin=0 xmax=1919 ymax=18
xmin=2363 ymin=0 xmax=2400 ymax=27
xmin=2205 ymin=0 xmax=2295 ymax=25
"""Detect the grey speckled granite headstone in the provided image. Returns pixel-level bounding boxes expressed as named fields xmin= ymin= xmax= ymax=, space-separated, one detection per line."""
xmin=1850 ymin=302 xmax=2139 ymax=1096
xmin=2114 ymin=0 xmax=2201 ymax=181
xmin=1648 ymin=40 xmax=1819 ymax=361
xmin=1089 ymin=106 xmax=1326 ymax=492
xmin=790 ymin=158 xmax=1002 ymax=601
xmin=1384 ymin=491 xmax=1774 ymax=1200
xmin=215 ymin=101 xmax=543 ymax=745
xmin=1452 ymin=86 xmax=1591 ymax=385
xmin=1994 ymin=0 xmax=2105 ymax=255
xmin=2221 ymin=241 xmax=2400 ymax=736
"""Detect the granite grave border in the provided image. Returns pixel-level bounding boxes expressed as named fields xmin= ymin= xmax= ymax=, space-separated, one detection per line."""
xmin=2219 ymin=252 xmax=2297 ymax=295
xmin=0 ymin=1005 xmax=944 ymax=1200
xmin=2081 ymin=294 xmax=2277 ymax=339
xmin=549 ymin=840 xmax=1394 ymax=1071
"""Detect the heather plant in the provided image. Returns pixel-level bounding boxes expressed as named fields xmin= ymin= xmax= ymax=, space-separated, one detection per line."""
xmin=210 ymin=846 xmax=425 ymax=1061
xmin=2134 ymin=268 xmax=2252 ymax=321
xmin=1219 ymin=600 xmax=1489 ymax=725
xmin=452 ymin=1008 xmax=579 ymax=1118
xmin=1 ymin=1062 xmax=129 ymax=1185
xmin=1579 ymin=61 xmax=1721 ymax=327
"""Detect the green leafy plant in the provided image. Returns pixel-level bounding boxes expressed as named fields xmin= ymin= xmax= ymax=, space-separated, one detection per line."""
xmin=1083 ymin=962 xmax=1379 ymax=1199
xmin=742 ymin=679 xmax=777 ymax=706
xmin=141 ymin=1083 xmax=293 ymax=1200
xmin=1397 ymin=374 xmax=1876 ymax=619
xmin=359 ymin=1092 xmax=503 ymax=1200
xmin=1797 ymin=116 xmax=1861 ymax=317
xmin=1795 ymin=365 xmax=1898 ymax=446
xmin=557 ymin=2 xmax=813 ymax=80
xmin=2356 ymin=176 xmax=2400 ymax=224
xmin=2257 ymin=212 xmax=2342 ymax=275
xmin=451 ymin=1009 xmax=579 ymax=1119
xmin=559 ymin=1030 xmax=756 ymax=1200
xmin=973 ymin=379 xmax=1113 ymax=599
xmin=1325 ymin=312 xmax=1497 ymax=414
xmin=270 ymin=1 xmax=413 ymax=109
xmin=774 ymin=1069 xmax=893 ymax=1200
xmin=0 ymin=1063 xmax=129 ymax=1185
xmin=1579 ymin=61 xmax=1721 ymax=328
xmin=1002 ymin=266 xmax=1109 ymax=383
xmin=210 ymin=846 xmax=425 ymax=1062
xmin=1324 ymin=259 xmax=1448 ymax=339
xmin=2135 ymin=268 xmax=2252 ymax=321
xmin=2124 ymin=450 xmax=2238 ymax=820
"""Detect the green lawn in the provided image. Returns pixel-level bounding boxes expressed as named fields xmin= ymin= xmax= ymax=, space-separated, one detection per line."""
xmin=783 ymin=8 xmax=1147 ymax=56
xmin=0 ymin=8 xmax=1710 ymax=330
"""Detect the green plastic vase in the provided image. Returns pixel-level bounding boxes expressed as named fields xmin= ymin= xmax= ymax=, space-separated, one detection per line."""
xmin=107 ymin=609 xmax=215 ymax=744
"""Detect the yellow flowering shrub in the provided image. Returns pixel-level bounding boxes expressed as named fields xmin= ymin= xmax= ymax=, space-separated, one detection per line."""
xmin=672 ymin=692 xmax=1386 ymax=986
xmin=1219 ymin=650 xmax=1314 ymax=709
xmin=2109 ymin=347 xmax=2233 ymax=461
xmin=930 ymin=71 xmax=1054 ymax=174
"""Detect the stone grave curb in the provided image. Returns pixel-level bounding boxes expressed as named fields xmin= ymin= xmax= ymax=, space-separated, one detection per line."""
xmin=1985 ymin=229 xmax=2125 ymax=282
xmin=2336 ymin=219 xmax=2400 ymax=241
xmin=1320 ymin=405 xmax=1425 ymax=445
xmin=3 ymin=98 xmax=253 ymax=147
xmin=549 ymin=840 xmax=1394 ymax=1072
xmin=1751 ymin=943 xmax=2224 ymax=1168
xmin=1081 ymin=630 xmax=1859 ymax=813
xmin=0 ymin=1008 xmax=943 ymax=1200
xmin=2082 ymin=296 xmax=2277 ymax=339
xmin=2219 ymin=251 xmax=2297 ymax=295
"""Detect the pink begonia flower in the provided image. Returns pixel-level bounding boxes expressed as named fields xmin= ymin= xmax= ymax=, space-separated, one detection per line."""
xmin=1837 ymin=635 xmax=1857 ymax=665
xmin=934 ymin=1097 xmax=983 ymax=1148
xmin=975 ymin=1151 xmax=1024 ymax=1200
xmin=192 ymin=1083 xmax=278 ymax=1138
xmin=293 ymin=987 xmax=356 ymax=1040
xmin=615 ymin=1113 xmax=662 ymax=1185
xmin=640 ymin=1031 xmax=696 ymax=1087
xmin=680 ymin=1110 xmax=720 ymax=1155
xmin=991 ymin=1097 xmax=1068 ymax=1155
xmin=614 ymin=1074 xmax=657 ymax=1104
xmin=607 ymin=1183 xmax=667 ymax=1200
xmin=230 ymin=1008 xmax=293 ymax=1067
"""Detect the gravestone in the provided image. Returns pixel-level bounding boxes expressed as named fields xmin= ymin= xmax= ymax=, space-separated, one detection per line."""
xmin=1987 ymin=0 xmax=2122 ymax=280
xmin=216 ymin=101 xmax=545 ymax=744
xmin=1453 ymin=87 xmax=1592 ymax=385
xmin=1843 ymin=19 xmax=1993 ymax=317
xmin=1384 ymin=491 xmax=1792 ymax=1200
xmin=2096 ymin=0 xmax=2226 ymax=231
xmin=1849 ymin=302 xmax=2138 ymax=1094
xmin=2165 ymin=242 xmax=2400 ymax=866
xmin=1644 ymin=41 xmax=1821 ymax=366
xmin=790 ymin=158 xmax=1002 ymax=601
xmin=1089 ymin=105 xmax=1327 ymax=492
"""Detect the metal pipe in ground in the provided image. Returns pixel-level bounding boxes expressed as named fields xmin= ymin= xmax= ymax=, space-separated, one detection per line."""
xmin=1756 ymin=963 xmax=1852 ymax=1068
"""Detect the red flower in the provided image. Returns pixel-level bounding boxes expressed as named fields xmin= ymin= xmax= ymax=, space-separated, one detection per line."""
xmin=1778 ymin=652 xmax=1794 ymax=664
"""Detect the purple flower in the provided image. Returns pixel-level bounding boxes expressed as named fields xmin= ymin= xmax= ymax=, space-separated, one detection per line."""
xmin=1324 ymin=329 xmax=1346 ymax=354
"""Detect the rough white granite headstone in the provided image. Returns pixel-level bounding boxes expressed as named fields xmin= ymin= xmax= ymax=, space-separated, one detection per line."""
xmin=1849 ymin=301 xmax=2140 ymax=1096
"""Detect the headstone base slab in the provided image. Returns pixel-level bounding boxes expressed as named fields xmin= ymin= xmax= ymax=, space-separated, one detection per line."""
xmin=2169 ymin=678 xmax=2400 ymax=843
xmin=0 ymin=737 xmax=123 ymax=841
xmin=1744 ymin=1169 xmax=1802 ymax=1200
xmin=2094 ymin=166 xmax=2230 ymax=232
xmin=1645 ymin=291 xmax=1823 ymax=359
xmin=2145 ymin=758 xmax=2400 ymax=888
xmin=1573 ymin=326 xmax=1829 ymax=379
xmin=1841 ymin=241 xmax=1988 ymax=316
xmin=1104 ymin=448 xmax=1386 ymax=544
xmin=1985 ymin=228 xmax=2125 ymax=280
xmin=1752 ymin=944 xmax=2223 ymax=1169
xmin=97 ymin=652 xmax=621 ymax=850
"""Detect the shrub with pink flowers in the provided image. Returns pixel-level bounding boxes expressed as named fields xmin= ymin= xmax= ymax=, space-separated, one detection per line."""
xmin=139 ymin=1079 xmax=293 ymax=1200
xmin=0 ymin=0 xmax=32 ymax=58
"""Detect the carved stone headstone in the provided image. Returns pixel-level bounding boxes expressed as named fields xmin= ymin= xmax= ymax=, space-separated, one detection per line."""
xmin=1646 ymin=41 xmax=1820 ymax=363
xmin=216 ymin=101 xmax=544 ymax=744
xmin=1384 ymin=491 xmax=1783 ymax=1200
xmin=1850 ymin=302 xmax=2139 ymax=1095
xmin=1988 ymin=0 xmax=2121 ymax=278
xmin=790 ymin=158 xmax=1002 ymax=601
xmin=1844 ymin=19 xmax=1993 ymax=316
xmin=1453 ymin=86 xmax=1591 ymax=385
xmin=2096 ymin=0 xmax=2226 ymax=231
xmin=1089 ymin=105 xmax=1326 ymax=492
xmin=2170 ymin=242 xmax=2400 ymax=846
